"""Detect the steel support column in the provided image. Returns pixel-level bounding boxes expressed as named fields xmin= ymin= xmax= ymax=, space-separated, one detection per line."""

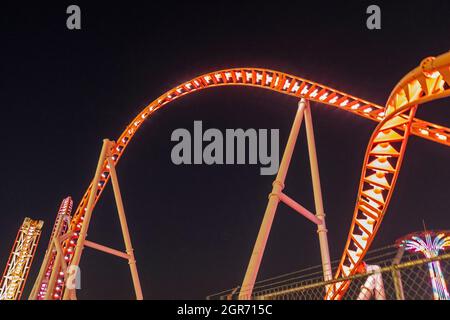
xmin=107 ymin=152 xmax=144 ymax=300
xmin=304 ymin=102 xmax=333 ymax=283
xmin=63 ymin=139 xmax=109 ymax=300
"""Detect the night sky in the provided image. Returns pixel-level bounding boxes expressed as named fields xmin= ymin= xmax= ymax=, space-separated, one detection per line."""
xmin=1 ymin=1 xmax=449 ymax=299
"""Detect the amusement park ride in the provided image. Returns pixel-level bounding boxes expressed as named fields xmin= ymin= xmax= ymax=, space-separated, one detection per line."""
xmin=0 ymin=50 xmax=449 ymax=300
xmin=397 ymin=230 xmax=450 ymax=300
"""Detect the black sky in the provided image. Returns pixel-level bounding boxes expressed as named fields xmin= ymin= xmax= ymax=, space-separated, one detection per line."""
xmin=0 ymin=1 xmax=449 ymax=299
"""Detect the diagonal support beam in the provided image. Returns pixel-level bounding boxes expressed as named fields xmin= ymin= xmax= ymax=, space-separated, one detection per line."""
xmin=278 ymin=192 xmax=323 ymax=225
xmin=84 ymin=240 xmax=131 ymax=260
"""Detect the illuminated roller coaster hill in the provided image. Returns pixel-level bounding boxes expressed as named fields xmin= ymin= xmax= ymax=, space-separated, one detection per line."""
xmin=41 ymin=51 xmax=449 ymax=300
xmin=0 ymin=218 xmax=43 ymax=300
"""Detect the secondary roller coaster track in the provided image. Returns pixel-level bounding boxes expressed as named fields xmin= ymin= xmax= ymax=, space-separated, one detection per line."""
xmin=56 ymin=51 xmax=449 ymax=300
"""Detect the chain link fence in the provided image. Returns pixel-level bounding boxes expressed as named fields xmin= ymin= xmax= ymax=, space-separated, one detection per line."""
xmin=207 ymin=246 xmax=450 ymax=300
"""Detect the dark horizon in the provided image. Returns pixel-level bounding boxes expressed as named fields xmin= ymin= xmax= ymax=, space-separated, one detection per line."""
xmin=0 ymin=1 xmax=449 ymax=299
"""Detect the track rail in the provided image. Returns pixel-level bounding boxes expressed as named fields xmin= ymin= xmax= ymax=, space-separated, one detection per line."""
xmin=55 ymin=56 xmax=449 ymax=299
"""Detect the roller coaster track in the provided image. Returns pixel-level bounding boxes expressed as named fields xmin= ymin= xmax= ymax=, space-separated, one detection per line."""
xmin=56 ymin=52 xmax=449 ymax=300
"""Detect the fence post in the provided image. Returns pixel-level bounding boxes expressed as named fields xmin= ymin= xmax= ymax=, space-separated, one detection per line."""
xmin=391 ymin=246 xmax=405 ymax=300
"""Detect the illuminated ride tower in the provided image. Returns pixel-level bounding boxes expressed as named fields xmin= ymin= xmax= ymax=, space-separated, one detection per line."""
xmin=0 ymin=218 xmax=44 ymax=300
xmin=29 ymin=197 xmax=73 ymax=300
xmin=397 ymin=230 xmax=450 ymax=300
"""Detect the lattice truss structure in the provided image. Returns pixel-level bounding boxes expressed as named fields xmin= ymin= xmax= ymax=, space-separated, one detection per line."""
xmin=23 ymin=51 xmax=450 ymax=300
xmin=0 ymin=218 xmax=43 ymax=300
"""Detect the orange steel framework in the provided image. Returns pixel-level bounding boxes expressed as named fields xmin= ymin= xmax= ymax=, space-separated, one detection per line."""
xmin=29 ymin=51 xmax=449 ymax=300
xmin=0 ymin=218 xmax=44 ymax=300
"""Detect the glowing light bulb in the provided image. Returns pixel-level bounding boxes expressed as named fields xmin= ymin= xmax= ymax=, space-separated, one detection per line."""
xmin=340 ymin=100 xmax=349 ymax=107
xmin=319 ymin=93 xmax=328 ymax=101
xmin=301 ymin=86 xmax=309 ymax=95
xmin=329 ymin=96 xmax=338 ymax=104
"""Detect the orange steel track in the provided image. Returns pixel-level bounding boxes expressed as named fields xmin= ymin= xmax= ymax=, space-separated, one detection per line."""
xmin=59 ymin=52 xmax=450 ymax=300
